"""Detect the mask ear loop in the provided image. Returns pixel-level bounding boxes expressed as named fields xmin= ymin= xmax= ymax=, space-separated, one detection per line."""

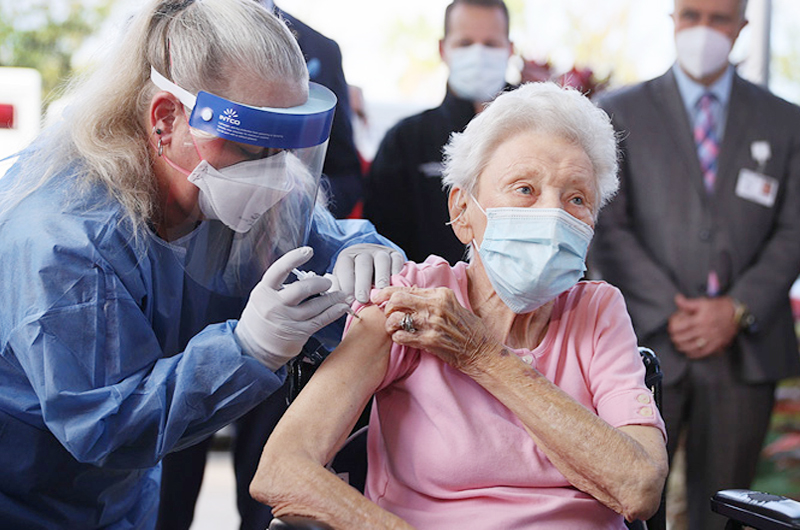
xmin=150 ymin=119 xmax=201 ymax=177
xmin=466 ymin=193 xmax=487 ymax=254
xmin=449 ymin=192 xmax=487 ymax=222
xmin=445 ymin=211 xmax=464 ymax=227
xmin=444 ymin=190 xmax=485 ymax=256
xmin=151 ymin=106 xmax=210 ymax=178
xmin=445 ymin=190 xmax=469 ymax=226
xmin=180 ymin=108 xmax=206 ymax=160
xmin=469 ymin=193 xmax=487 ymax=216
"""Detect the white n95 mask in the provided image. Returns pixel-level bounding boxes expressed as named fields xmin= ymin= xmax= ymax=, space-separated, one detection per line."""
xmin=447 ymin=43 xmax=509 ymax=103
xmin=188 ymin=150 xmax=293 ymax=233
xmin=472 ymin=200 xmax=594 ymax=314
xmin=675 ymin=26 xmax=732 ymax=80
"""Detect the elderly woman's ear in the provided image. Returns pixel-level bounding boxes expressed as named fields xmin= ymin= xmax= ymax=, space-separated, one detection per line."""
xmin=448 ymin=188 xmax=473 ymax=244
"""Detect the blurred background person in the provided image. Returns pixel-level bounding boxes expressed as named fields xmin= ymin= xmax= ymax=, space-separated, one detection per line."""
xmin=362 ymin=0 xmax=514 ymax=266
xmin=590 ymin=0 xmax=800 ymax=528
xmin=347 ymin=84 xmax=373 ymax=181
xmin=270 ymin=0 xmax=365 ymax=220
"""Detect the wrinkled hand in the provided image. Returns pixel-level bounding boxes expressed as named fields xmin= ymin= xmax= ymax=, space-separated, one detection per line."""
xmin=371 ymin=286 xmax=499 ymax=376
xmin=331 ymin=244 xmax=405 ymax=304
xmin=236 ymin=247 xmax=350 ymax=370
xmin=668 ymin=294 xmax=738 ymax=359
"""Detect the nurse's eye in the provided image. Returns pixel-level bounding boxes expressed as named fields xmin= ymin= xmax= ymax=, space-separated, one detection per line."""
xmin=237 ymin=145 xmax=282 ymax=161
xmin=238 ymin=145 xmax=266 ymax=159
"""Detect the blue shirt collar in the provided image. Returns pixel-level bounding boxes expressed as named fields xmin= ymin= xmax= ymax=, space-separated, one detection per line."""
xmin=672 ymin=62 xmax=734 ymax=110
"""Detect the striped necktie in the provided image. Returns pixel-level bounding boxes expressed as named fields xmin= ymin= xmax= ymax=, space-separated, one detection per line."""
xmin=694 ymin=92 xmax=719 ymax=195
xmin=694 ymin=92 xmax=721 ymax=296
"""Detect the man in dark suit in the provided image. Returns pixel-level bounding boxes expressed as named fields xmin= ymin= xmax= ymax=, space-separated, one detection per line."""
xmin=156 ymin=3 xmax=364 ymax=530
xmin=591 ymin=1 xmax=800 ymax=528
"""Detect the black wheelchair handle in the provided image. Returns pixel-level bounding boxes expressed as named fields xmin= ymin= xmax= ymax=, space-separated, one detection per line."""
xmin=711 ymin=489 xmax=800 ymax=529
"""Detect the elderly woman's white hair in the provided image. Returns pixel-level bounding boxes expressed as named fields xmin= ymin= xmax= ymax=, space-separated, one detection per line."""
xmin=441 ymin=82 xmax=619 ymax=218
xmin=1 ymin=0 xmax=309 ymax=236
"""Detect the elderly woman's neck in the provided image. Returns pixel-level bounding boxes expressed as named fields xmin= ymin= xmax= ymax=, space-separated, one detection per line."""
xmin=466 ymin=265 xmax=553 ymax=350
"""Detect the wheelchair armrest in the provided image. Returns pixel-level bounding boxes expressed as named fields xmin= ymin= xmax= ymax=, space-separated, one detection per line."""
xmin=269 ymin=515 xmax=334 ymax=530
xmin=711 ymin=489 xmax=800 ymax=529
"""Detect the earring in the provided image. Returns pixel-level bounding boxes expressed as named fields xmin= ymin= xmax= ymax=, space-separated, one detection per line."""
xmin=155 ymin=128 xmax=162 ymax=135
xmin=157 ymin=138 xmax=163 ymax=157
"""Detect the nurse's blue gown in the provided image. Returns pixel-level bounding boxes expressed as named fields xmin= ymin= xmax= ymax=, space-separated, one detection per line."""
xmin=0 ymin=158 xmax=397 ymax=529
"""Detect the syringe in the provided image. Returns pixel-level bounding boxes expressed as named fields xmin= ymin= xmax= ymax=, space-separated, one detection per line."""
xmin=292 ymin=268 xmax=360 ymax=319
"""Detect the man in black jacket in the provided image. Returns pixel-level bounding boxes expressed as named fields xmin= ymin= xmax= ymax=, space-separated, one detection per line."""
xmin=363 ymin=0 xmax=513 ymax=265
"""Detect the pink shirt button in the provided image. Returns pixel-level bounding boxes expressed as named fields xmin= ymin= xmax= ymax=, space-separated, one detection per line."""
xmin=521 ymin=354 xmax=534 ymax=365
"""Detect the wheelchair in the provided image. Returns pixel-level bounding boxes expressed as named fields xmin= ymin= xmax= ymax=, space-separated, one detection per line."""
xmin=269 ymin=492 xmax=800 ymax=530
xmin=269 ymin=348 xmax=800 ymax=530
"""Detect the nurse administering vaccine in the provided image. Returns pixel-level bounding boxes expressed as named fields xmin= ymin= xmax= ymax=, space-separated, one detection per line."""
xmin=0 ymin=1 xmax=401 ymax=528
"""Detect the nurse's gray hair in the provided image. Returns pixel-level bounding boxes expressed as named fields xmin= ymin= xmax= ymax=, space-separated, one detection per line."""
xmin=441 ymin=82 xmax=619 ymax=219
xmin=5 ymin=0 xmax=308 ymax=234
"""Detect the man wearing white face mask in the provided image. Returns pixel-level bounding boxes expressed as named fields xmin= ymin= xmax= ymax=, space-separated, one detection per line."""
xmin=591 ymin=1 xmax=800 ymax=528
xmin=364 ymin=0 xmax=514 ymax=266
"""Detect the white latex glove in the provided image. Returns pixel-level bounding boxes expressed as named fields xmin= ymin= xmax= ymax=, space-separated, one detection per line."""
xmin=235 ymin=246 xmax=350 ymax=371
xmin=330 ymin=243 xmax=405 ymax=303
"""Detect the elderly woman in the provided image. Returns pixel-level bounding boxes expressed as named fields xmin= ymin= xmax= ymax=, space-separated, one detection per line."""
xmin=250 ymin=82 xmax=668 ymax=529
xmin=0 ymin=1 xmax=402 ymax=528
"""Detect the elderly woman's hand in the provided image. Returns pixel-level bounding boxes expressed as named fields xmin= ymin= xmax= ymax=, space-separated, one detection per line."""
xmin=371 ymin=286 xmax=501 ymax=375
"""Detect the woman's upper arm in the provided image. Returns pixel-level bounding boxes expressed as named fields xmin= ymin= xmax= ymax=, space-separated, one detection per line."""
xmin=268 ymin=305 xmax=393 ymax=465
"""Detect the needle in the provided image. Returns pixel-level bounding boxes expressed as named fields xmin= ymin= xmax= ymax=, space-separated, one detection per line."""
xmin=292 ymin=268 xmax=360 ymax=319
xmin=291 ymin=268 xmax=315 ymax=280
xmin=344 ymin=307 xmax=361 ymax=319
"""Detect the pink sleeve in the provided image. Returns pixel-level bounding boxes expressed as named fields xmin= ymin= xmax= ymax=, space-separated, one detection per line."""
xmin=586 ymin=285 xmax=667 ymax=442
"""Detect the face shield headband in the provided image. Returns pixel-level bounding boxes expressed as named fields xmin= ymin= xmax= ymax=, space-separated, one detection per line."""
xmin=150 ymin=67 xmax=336 ymax=149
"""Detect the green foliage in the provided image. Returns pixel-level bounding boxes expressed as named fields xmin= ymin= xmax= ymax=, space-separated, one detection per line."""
xmin=0 ymin=1 xmax=113 ymax=107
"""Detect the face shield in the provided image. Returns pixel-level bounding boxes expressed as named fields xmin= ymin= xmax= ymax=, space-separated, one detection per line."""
xmin=150 ymin=67 xmax=336 ymax=297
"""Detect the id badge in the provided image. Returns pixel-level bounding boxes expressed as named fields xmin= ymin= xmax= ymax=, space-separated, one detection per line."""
xmin=735 ymin=168 xmax=778 ymax=208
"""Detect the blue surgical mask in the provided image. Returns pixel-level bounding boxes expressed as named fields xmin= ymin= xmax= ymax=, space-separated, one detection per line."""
xmin=471 ymin=196 xmax=594 ymax=314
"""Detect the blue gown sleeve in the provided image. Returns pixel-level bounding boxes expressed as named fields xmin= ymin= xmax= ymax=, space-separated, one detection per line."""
xmin=2 ymin=214 xmax=284 ymax=470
